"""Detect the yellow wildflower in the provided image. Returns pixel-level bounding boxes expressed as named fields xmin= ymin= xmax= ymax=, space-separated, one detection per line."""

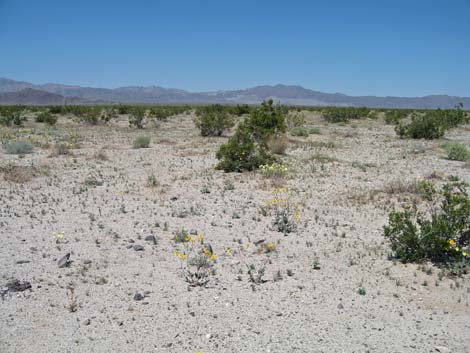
xmin=179 ymin=253 xmax=186 ymax=260
xmin=184 ymin=236 xmax=191 ymax=242
xmin=210 ymin=254 xmax=217 ymax=261
xmin=455 ymin=247 xmax=460 ymax=251
xmin=462 ymin=252 xmax=467 ymax=257
xmin=267 ymin=243 xmax=276 ymax=251
xmin=54 ymin=232 xmax=65 ymax=239
xmin=198 ymin=233 xmax=203 ymax=241
xmin=189 ymin=236 xmax=195 ymax=243
xmin=448 ymin=239 xmax=455 ymax=246
xmin=226 ymin=247 xmax=233 ymax=254
xmin=204 ymin=249 xmax=212 ymax=256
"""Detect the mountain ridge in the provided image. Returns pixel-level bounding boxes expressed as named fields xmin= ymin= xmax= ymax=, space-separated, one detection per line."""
xmin=0 ymin=78 xmax=469 ymax=108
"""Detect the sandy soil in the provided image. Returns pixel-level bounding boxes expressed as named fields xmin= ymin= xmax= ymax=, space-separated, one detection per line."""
xmin=1 ymin=112 xmax=469 ymax=353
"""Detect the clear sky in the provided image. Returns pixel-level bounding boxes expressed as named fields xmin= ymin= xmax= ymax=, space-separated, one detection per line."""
xmin=1 ymin=0 xmax=469 ymax=97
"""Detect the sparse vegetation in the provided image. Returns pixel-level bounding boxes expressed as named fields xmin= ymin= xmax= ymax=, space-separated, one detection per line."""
xmin=194 ymin=104 xmax=234 ymax=136
xmin=384 ymin=180 xmax=469 ymax=273
xmin=133 ymin=136 xmax=150 ymax=148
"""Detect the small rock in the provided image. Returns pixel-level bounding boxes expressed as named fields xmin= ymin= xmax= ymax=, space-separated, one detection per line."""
xmin=16 ymin=260 xmax=30 ymax=265
xmin=133 ymin=245 xmax=145 ymax=251
xmin=144 ymin=235 xmax=157 ymax=244
xmin=133 ymin=293 xmax=144 ymax=301
xmin=170 ymin=196 xmax=178 ymax=201
xmin=83 ymin=259 xmax=92 ymax=265
xmin=57 ymin=253 xmax=71 ymax=268
xmin=434 ymin=346 xmax=450 ymax=353
xmin=83 ymin=318 xmax=91 ymax=326
xmin=337 ymin=303 xmax=344 ymax=310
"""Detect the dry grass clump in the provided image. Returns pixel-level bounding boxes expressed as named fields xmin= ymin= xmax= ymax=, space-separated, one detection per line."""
xmin=267 ymin=134 xmax=289 ymax=155
xmin=0 ymin=162 xmax=48 ymax=183
xmin=383 ymin=179 xmax=418 ymax=194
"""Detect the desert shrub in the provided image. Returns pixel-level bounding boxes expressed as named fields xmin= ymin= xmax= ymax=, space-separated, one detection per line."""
xmin=0 ymin=108 xmax=25 ymax=126
xmin=35 ymin=111 xmax=57 ymax=125
xmin=194 ymin=104 xmax=234 ymax=136
xmin=133 ymin=136 xmax=150 ymax=148
xmin=322 ymin=107 xmax=370 ymax=123
xmin=52 ymin=142 xmax=71 ymax=156
xmin=396 ymin=113 xmax=446 ymax=139
xmin=216 ymin=122 xmax=275 ymax=172
xmin=80 ymin=107 xmax=103 ymax=125
xmin=266 ymin=134 xmax=289 ymax=155
xmin=416 ymin=179 xmax=436 ymax=201
xmin=232 ymin=104 xmax=251 ymax=116
xmin=384 ymin=180 xmax=469 ymax=272
xmin=49 ymin=106 xmax=64 ymax=114
xmin=309 ymin=127 xmax=321 ymax=134
xmin=216 ymin=100 xmax=285 ymax=172
xmin=442 ymin=141 xmax=470 ymax=161
xmin=290 ymin=127 xmax=309 ymax=137
xmin=245 ymin=99 xmax=286 ymax=141
xmin=286 ymin=111 xmax=305 ymax=129
xmin=4 ymin=140 xmax=34 ymax=155
xmin=384 ymin=110 xmax=410 ymax=125
xmin=117 ymin=105 xmax=130 ymax=115
xmin=129 ymin=107 xmax=146 ymax=129
xmin=101 ymin=107 xmax=117 ymax=122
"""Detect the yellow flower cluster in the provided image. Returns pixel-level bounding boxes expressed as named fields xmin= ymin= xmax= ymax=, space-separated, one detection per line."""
xmin=260 ymin=163 xmax=288 ymax=178
xmin=448 ymin=239 xmax=467 ymax=256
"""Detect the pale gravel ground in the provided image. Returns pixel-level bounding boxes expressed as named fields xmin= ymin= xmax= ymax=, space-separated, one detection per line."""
xmin=1 ymin=113 xmax=469 ymax=353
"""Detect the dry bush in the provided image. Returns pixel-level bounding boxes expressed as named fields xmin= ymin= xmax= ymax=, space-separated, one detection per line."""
xmin=0 ymin=163 xmax=48 ymax=183
xmin=383 ymin=179 xmax=418 ymax=194
xmin=267 ymin=134 xmax=289 ymax=155
xmin=91 ymin=148 xmax=109 ymax=161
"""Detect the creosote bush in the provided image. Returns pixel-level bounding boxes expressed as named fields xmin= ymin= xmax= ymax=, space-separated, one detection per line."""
xmin=384 ymin=180 xmax=469 ymax=274
xmin=194 ymin=104 xmax=234 ymax=136
xmin=396 ymin=108 xmax=469 ymax=140
xmin=35 ymin=111 xmax=58 ymax=125
xmin=216 ymin=99 xmax=285 ymax=172
xmin=129 ymin=107 xmax=146 ymax=129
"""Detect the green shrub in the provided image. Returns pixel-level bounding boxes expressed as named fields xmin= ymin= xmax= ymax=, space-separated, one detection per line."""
xmin=194 ymin=104 xmax=234 ymax=136
xmin=0 ymin=108 xmax=25 ymax=126
xmin=133 ymin=136 xmax=150 ymax=148
xmin=245 ymin=99 xmax=286 ymax=141
xmin=129 ymin=107 xmax=146 ymax=129
xmin=322 ymin=107 xmax=370 ymax=123
xmin=442 ymin=141 xmax=470 ymax=161
xmin=290 ymin=127 xmax=309 ymax=137
xmin=384 ymin=181 xmax=469 ymax=272
xmin=35 ymin=111 xmax=57 ymax=125
xmin=216 ymin=122 xmax=274 ymax=172
xmin=396 ymin=113 xmax=446 ymax=139
xmin=286 ymin=111 xmax=305 ymax=129
xmin=4 ymin=140 xmax=34 ymax=155
xmin=384 ymin=110 xmax=410 ymax=125
xmin=215 ymin=99 xmax=285 ymax=172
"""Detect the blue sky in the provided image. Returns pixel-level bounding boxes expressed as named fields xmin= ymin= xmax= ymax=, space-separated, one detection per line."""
xmin=1 ymin=0 xmax=469 ymax=96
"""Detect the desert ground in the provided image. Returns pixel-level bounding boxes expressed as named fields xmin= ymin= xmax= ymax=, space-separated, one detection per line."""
xmin=1 ymin=111 xmax=469 ymax=353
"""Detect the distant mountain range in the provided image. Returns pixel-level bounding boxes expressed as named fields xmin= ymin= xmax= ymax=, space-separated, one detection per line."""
xmin=1 ymin=77 xmax=469 ymax=109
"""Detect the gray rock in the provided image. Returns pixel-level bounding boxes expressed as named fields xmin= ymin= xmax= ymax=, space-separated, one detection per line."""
xmin=133 ymin=293 xmax=144 ymax=301
xmin=144 ymin=235 xmax=157 ymax=244
xmin=57 ymin=253 xmax=71 ymax=268
xmin=133 ymin=245 xmax=145 ymax=251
